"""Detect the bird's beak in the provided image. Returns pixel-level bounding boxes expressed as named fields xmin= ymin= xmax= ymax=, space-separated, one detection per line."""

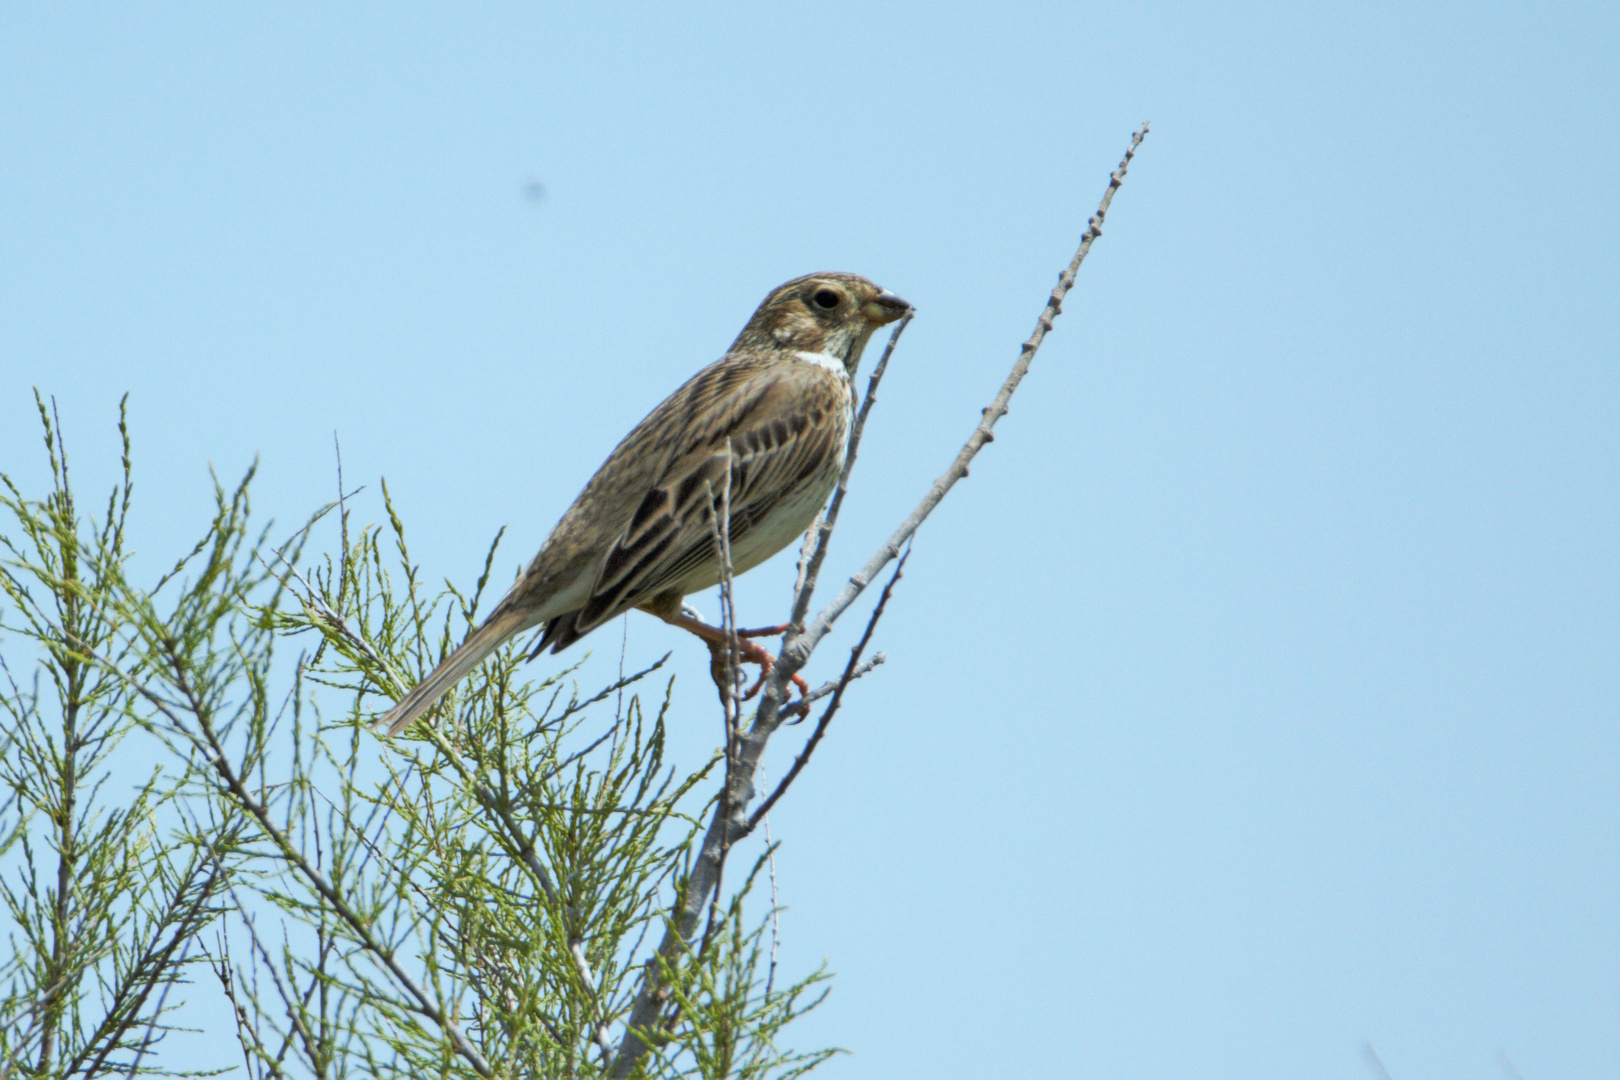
xmin=861 ymin=289 xmax=913 ymax=326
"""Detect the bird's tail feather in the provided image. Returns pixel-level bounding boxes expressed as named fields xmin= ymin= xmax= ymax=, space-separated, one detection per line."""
xmin=376 ymin=608 xmax=529 ymax=735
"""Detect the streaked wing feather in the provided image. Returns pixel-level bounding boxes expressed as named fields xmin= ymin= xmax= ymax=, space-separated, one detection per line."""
xmin=558 ymin=359 xmax=846 ymax=642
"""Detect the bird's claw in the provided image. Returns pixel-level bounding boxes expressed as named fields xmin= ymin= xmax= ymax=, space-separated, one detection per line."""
xmin=708 ymin=637 xmax=809 ymax=703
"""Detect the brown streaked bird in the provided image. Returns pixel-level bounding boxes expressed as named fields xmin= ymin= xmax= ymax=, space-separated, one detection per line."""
xmin=378 ymin=272 xmax=911 ymax=735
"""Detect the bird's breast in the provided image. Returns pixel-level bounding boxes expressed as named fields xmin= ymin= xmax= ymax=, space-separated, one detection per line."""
xmin=691 ymin=371 xmax=852 ymax=590
xmin=727 ymin=455 xmax=844 ymax=576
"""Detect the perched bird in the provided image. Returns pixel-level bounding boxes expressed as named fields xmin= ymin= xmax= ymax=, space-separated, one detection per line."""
xmin=378 ymin=272 xmax=911 ymax=735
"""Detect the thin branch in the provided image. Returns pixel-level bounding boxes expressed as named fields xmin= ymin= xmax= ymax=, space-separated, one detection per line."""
xmin=269 ymin=530 xmax=669 ymax=1070
xmin=83 ymin=643 xmax=496 ymax=1077
xmin=333 ymin=433 xmax=351 ymax=612
xmin=206 ymin=932 xmax=286 ymax=1080
xmin=257 ymin=551 xmax=403 ymax=690
xmin=698 ymin=445 xmax=742 ymax=960
xmin=789 ymin=654 xmax=885 ymax=716
xmin=260 ymin=545 xmax=658 ymax=907
xmin=1362 ymin=1042 xmax=1397 ymax=1080
xmin=742 ymin=545 xmax=907 ymax=837
xmin=786 ymin=310 xmax=913 ymax=633
xmin=606 ymin=123 xmax=1150 ymax=1080
xmin=763 ymin=817 xmax=780 ymax=1000
xmin=73 ymin=854 xmax=222 ymax=1080
xmin=545 ymin=654 xmax=671 ymax=734
xmin=216 ymin=875 xmax=323 ymax=1076
xmin=776 ymin=122 xmax=1148 ymax=695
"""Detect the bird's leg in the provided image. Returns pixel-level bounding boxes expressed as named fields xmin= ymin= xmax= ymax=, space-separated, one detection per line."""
xmin=650 ymin=608 xmax=810 ymax=701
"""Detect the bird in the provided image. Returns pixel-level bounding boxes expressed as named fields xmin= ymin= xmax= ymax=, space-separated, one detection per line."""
xmin=377 ymin=272 xmax=911 ymax=735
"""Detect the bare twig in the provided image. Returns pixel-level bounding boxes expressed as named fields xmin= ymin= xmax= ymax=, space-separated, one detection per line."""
xmin=786 ymin=310 xmax=913 ymax=633
xmin=775 ymin=122 xmax=1149 ymax=698
xmin=334 ymin=433 xmax=351 ymax=612
xmin=698 ymin=445 xmax=742 ymax=960
xmin=606 ymin=124 xmax=1150 ymax=1079
xmin=207 ymin=933 xmax=285 ymax=1080
xmin=743 ymin=545 xmax=907 ymax=837
xmin=1362 ymin=1043 xmax=1397 ymax=1080
xmin=787 ymin=654 xmax=885 ymax=716
xmin=545 ymin=654 xmax=672 ymax=735
xmin=763 ymin=813 xmax=780 ymax=1000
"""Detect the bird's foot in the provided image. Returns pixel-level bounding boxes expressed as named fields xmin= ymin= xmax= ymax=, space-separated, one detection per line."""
xmin=734 ymin=651 xmax=811 ymax=703
xmin=705 ymin=636 xmax=808 ymax=703
xmin=731 ymin=623 xmax=811 ymax=710
xmin=656 ymin=609 xmax=809 ymax=705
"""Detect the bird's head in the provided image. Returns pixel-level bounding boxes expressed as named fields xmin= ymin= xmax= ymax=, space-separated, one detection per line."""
xmin=732 ymin=272 xmax=912 ymax=372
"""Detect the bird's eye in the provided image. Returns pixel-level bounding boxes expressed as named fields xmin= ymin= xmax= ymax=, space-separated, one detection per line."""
xmin=811 ymin=288 xmax=841 ymax=310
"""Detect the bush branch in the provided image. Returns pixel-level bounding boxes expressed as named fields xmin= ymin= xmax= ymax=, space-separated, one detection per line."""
xmin=606 ymin=123 xmax=1150 ymax=1079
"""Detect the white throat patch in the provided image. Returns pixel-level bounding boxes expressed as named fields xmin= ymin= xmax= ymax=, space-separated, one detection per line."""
xmin=793 ymin=350 xmax=850 ymax=378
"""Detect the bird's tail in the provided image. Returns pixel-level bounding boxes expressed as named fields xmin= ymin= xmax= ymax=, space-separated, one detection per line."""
xmin=376 ymin=608 xmax=530 ymax=735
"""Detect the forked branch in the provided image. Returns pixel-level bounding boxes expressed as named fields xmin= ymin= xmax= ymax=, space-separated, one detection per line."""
xmin=776 ymin=121 xmax=1150 ymax=695
xmin=607 ymin=122 xmax=1150 ymax=1078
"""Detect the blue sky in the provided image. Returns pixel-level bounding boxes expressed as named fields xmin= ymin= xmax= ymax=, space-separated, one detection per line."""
xmin=2 ymin=3 xmax=1616 ymax=1078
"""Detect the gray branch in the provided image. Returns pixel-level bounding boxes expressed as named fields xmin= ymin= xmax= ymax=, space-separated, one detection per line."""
xmin=783 ymin=122 xmax=1149 ymax=678
xmin=606 ymin=122 xmax=1150 ymax=1078
xmin=786 ymin=308 xmax=914 ymax=634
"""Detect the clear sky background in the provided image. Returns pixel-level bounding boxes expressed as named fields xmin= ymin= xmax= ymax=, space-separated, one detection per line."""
xmin=2 ymin=3 xmax=1616 ymax=1078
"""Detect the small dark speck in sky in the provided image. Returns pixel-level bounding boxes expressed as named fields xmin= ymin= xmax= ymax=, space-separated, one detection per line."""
xmin=523 ymin=177 xmax=547 ymax=204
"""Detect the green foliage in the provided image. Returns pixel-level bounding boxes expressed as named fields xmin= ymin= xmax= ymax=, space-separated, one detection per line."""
xmin=0 ymin=398 xmax=833 ymax=1079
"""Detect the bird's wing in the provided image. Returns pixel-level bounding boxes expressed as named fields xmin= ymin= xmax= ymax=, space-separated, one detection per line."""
xmin=546 ymin=355 xmax=849 ymax=646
